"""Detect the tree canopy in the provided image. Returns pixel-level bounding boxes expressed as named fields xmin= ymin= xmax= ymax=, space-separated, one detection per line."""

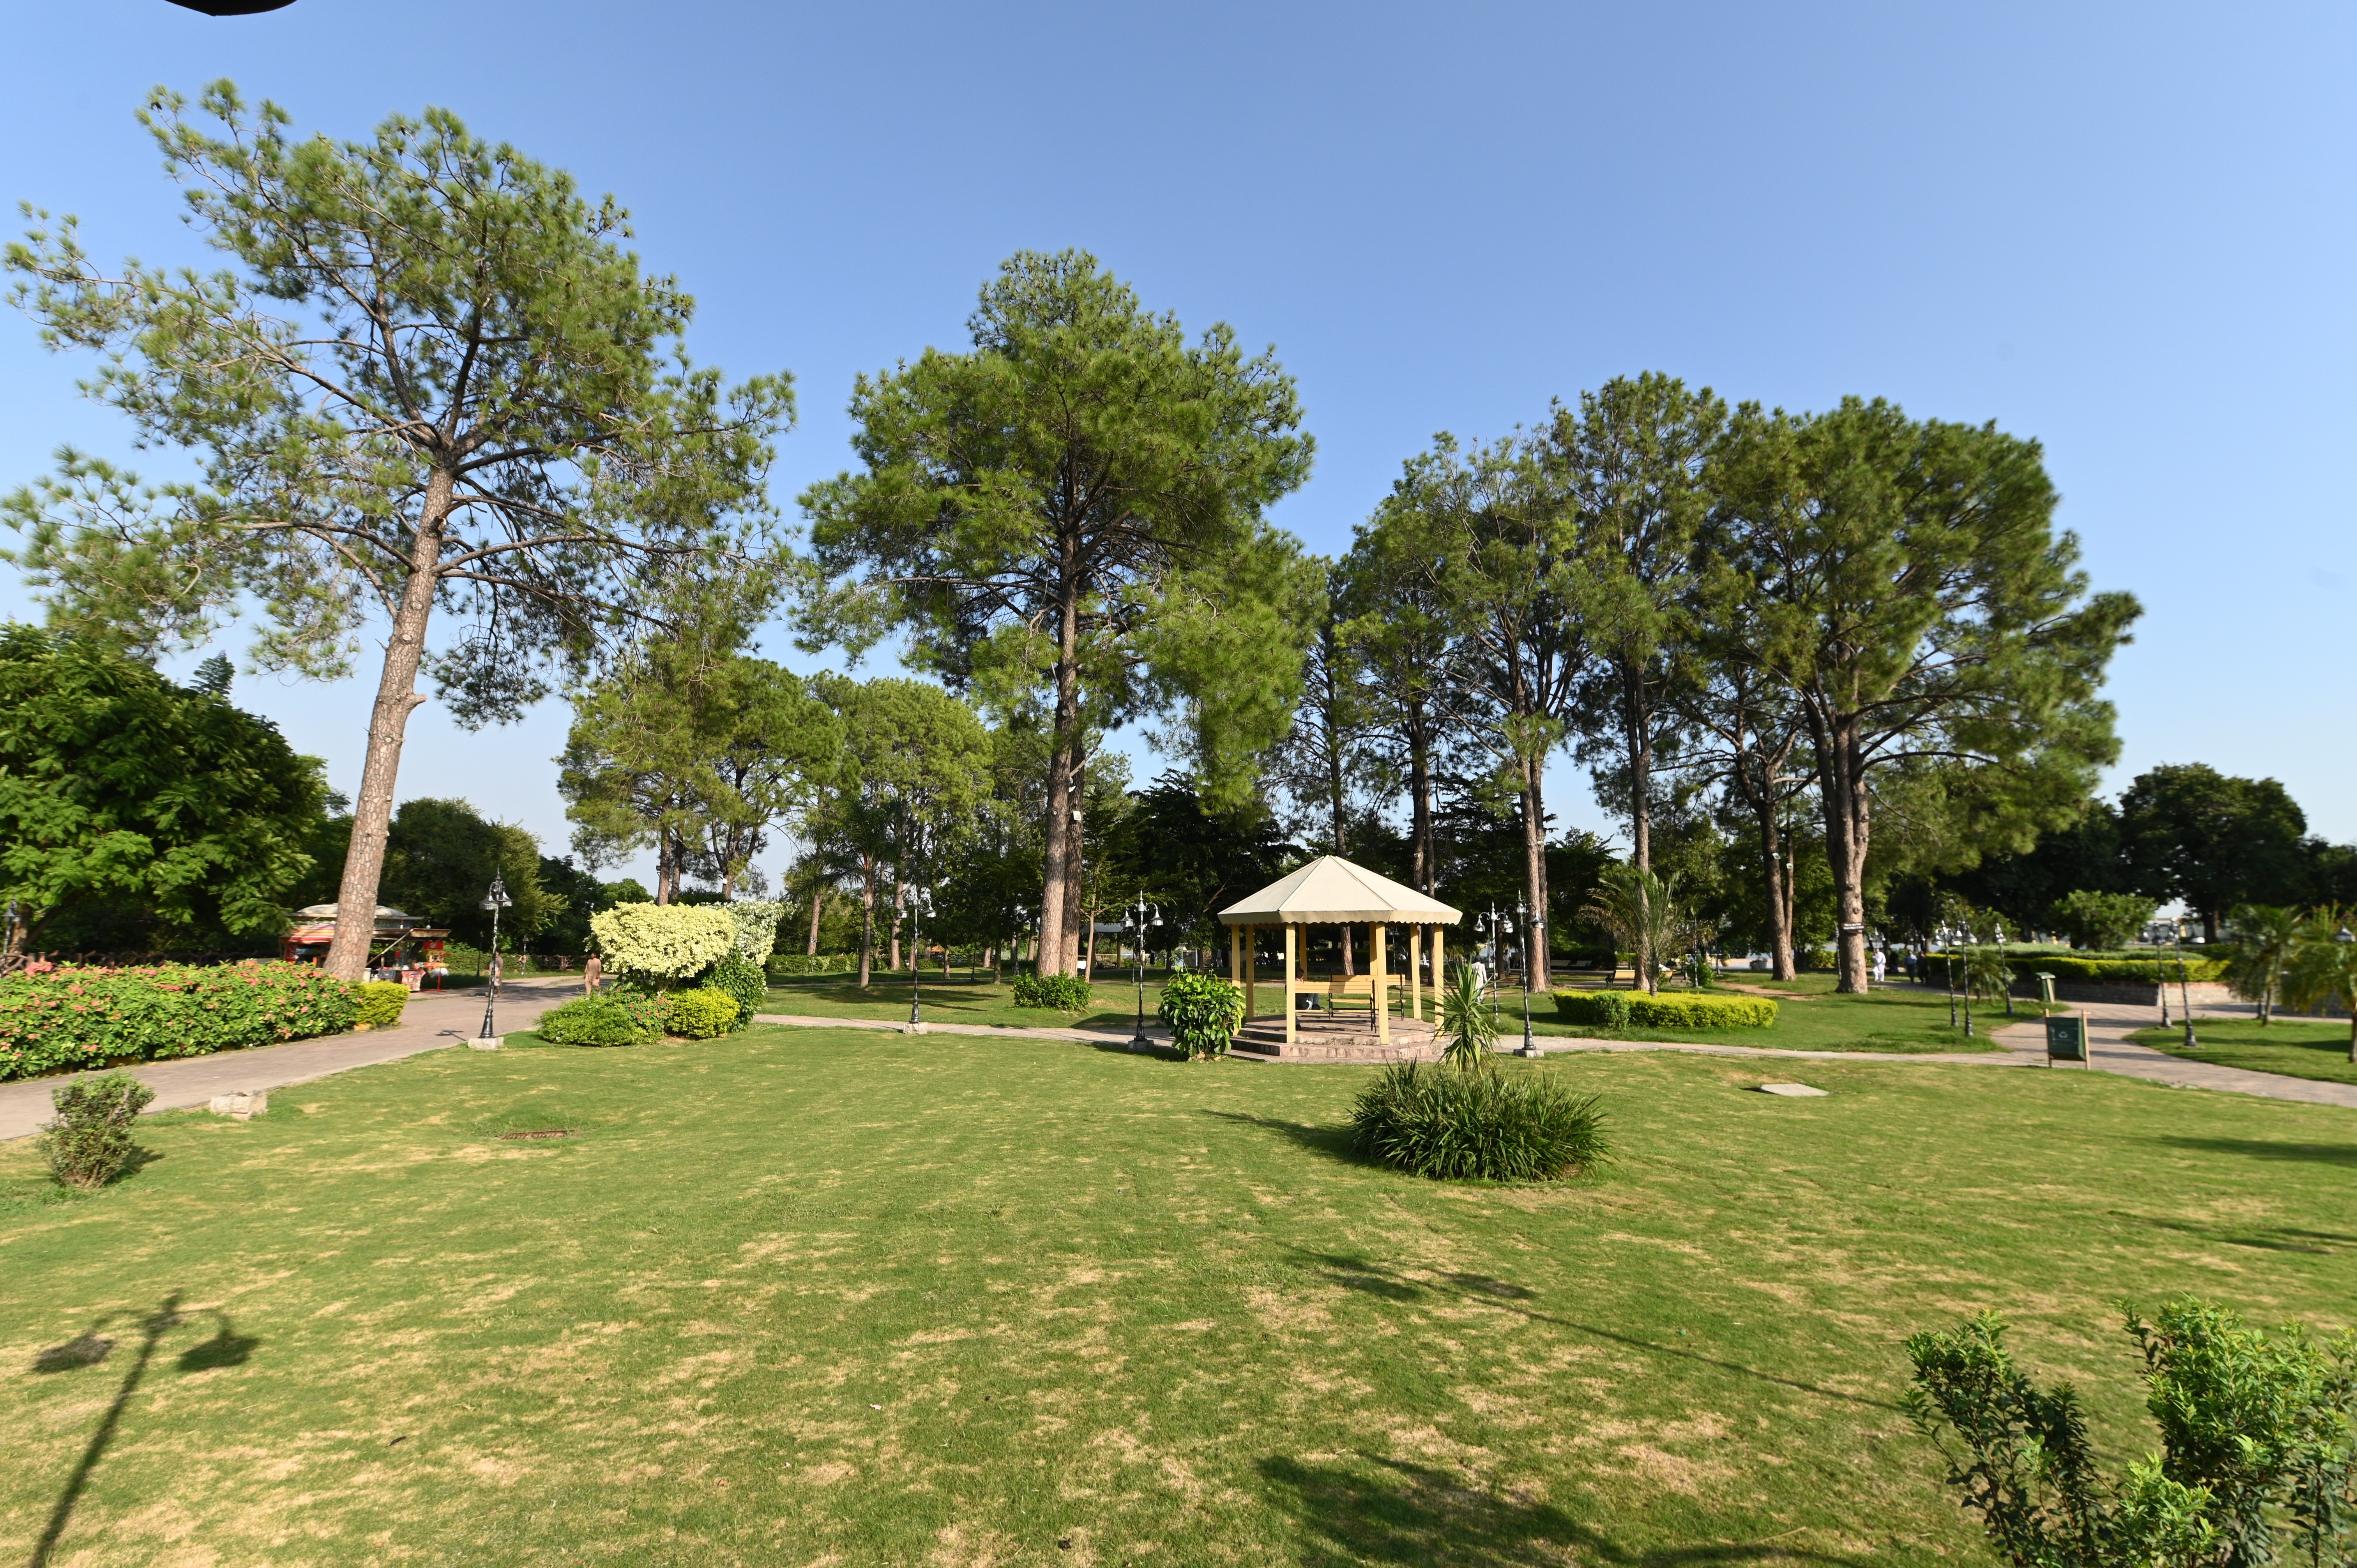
xmin=800 ymin=249 xmax=1315 ymax=976
xmin=0 ymin=623 xmax=324 ymax=951
xmin=3 ymin=81 xmax=792 ymax=978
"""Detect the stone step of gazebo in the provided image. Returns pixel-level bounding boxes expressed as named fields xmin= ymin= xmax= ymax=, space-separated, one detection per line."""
xmin=1232 ymin=1033 xmax=1443 ymax=1064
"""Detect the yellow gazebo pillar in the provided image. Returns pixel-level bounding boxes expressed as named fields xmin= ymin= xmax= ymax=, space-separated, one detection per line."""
xmin=1430 ymin=925 xmax=1444 ymax=1002
xmin=1371 ymin=922 xmax=1390 ymax=1045
xmin=1407 ymin=923 xmax=1421 ymax=1023
xmin=1230 ymin=925 xmax=1245 ymax=1016
xmin=1283 ymin=923 xmax=1297 ymax=1047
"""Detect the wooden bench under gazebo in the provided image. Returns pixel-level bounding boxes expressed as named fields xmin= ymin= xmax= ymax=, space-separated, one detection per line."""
xmin=1217 ymin=856 xmax=1463 ymax=1063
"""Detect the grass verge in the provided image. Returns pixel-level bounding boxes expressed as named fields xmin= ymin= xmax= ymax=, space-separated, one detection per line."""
xmin=4 ymin=1026 xmax=2352 ymax=1564
xmin=2129 ymin=1018 xmax=2357 ymax=1085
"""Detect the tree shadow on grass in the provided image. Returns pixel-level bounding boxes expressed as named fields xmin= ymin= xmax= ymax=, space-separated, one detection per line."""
xmin=1256 ymin=1453 xmax=1869 ymax=1567
xmin=2154 ymin=1137 xmax=2357 ymax=1167
xmin=2112 ymin=1210 xmax=2354 ymax=1255
xmin=26 ymin=1295 xmax=257 ymax=1567
xmin=1271 ymin=1247 xmax=1904 ymax=1414
xmin=1200 ymin=1109 xmax=1359 ymax=1164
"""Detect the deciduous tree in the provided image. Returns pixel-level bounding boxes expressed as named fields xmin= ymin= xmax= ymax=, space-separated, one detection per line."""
xmin=2119 ymin=764 xmax=2310 ymax=942
xmin=3 ymin=83 xmax=792 ymax=979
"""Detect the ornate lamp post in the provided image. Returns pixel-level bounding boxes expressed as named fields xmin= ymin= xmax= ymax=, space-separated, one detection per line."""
xmin=1940 ymin=924 xmax=1959 ymax=1028
xmin=1516 ymin=898 xmax=1544 ymax=1056
xmin=907 ymin=884 xmax=933 ymax=1029
xmin=1126 ymin=899 xmax=1163 ymax=1050
xmin=2172 ymin=916 xmax=2198 ymax=1049
xmin=477 ymin=873 xmax=512 ymax=1042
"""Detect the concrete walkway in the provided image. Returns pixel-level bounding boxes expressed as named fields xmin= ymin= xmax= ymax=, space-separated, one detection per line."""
xmin=0 ymin=977 xmax=582 ymax=1142
xmin=1985 ymin=1000 xmax=2357 ymax=1109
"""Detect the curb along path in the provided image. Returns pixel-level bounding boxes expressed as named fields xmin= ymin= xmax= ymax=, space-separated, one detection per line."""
xmin=0 ymin=978 xmax=581 ymax=1142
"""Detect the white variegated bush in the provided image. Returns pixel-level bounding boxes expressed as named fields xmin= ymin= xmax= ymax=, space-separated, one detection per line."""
xmin=725 ymin=901 xmax=785 ymax=964
xmin=589 ymin=903 xmax=736 ymax=980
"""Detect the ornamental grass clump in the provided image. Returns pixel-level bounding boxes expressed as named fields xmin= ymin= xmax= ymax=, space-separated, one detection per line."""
xmin=1157 ymin=973 xmax=1244 ymax=1059
xmin=1350 ymin=1062 xmax=1609 ymax=1182
xmin=41 ymin=1072 xmax=155 ymax=1190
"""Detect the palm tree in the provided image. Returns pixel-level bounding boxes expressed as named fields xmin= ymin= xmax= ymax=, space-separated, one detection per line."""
xmin=1963 ymin=945 xmax=2016 ymax=1015
xmin=1582 ymin=864 xmax=1681 ymax=995
xmin=2223 ymin=905 xmax=2300 ymax=1025
xmin=2285 ymin=908 xmax=2357 ymax=1063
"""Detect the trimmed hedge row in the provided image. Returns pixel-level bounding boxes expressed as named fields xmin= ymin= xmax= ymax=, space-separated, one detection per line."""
xmin=0 ymin=961 xmax=359 ymax=1081
xmin=1933 ymin=953 xmax=2228 ymax=985
xmin=1554 ymin=989 xmax=1779 ymax=1030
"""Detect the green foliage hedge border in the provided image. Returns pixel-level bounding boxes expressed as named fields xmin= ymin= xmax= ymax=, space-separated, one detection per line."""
xmin=1554 ymin=991 xmax=1778 ymax=1029
xmin=1012 ymin=973 xmax=1092 ymax=1011
xmin=0 ymin=961 xmax=357 ymax=1081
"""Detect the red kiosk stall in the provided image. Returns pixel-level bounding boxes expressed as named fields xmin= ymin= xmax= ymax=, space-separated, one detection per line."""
xmin=281 ymin=904 xmax=452 ymax=989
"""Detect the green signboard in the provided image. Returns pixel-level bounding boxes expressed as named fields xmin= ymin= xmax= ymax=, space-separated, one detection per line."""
xmin=2045 ymin=1013 xmax=2089 ymax=1063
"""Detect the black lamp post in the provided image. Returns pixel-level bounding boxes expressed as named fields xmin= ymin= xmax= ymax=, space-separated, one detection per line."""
xmin=1127 ymin=898 xmax=1162 ymax=1050
xmin=1517 ymin=899 xmax=1543 ymax=1056
xmin=2172 ymin=917 xmax=2198 ymax=1049
xmin=477 ymin=873 xmax=512 ymax=1041
xmin=1940 ymin=924 xmax=1958 ymax=1027
xmin=905 ymin=883 xmax=933 ymax=1028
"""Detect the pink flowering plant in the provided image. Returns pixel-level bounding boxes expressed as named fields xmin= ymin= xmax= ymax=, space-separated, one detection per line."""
xmin=0 ymin=960 xmax=357 ymax=1080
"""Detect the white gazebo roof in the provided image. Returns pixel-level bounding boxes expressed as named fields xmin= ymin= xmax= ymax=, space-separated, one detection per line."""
xmin=1217 ymin=856 xmax=1462 ymax=926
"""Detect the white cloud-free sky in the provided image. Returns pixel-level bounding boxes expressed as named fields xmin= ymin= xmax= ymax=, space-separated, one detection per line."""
xmin=3 ymin=1 xmax=2350 ymax=890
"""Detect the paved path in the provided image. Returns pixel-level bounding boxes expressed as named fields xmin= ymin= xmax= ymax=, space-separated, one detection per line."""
xmin=0 ymin=978 xmax=582 ymax=1142
xmin=1986 ymin=1000 xmax=2357 ymax=1109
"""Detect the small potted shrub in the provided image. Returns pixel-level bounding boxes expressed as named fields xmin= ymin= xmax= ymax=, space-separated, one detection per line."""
xmin=1157 ymin=973 xmax=1244 ymax=1059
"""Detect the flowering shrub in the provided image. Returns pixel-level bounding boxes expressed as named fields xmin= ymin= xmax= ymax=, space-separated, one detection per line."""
xmin=0 ymin=961 xmax=358 ymax=1081
xmin=725 ymin=901 xmax=785 ymax=964
xmin=588 ymin=903 xmax=735 ymax=982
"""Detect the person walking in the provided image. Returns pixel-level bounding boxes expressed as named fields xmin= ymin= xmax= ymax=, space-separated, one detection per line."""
xmin=583 ymin=953 xmax=603 ymax=995
xmin=1871 ymin=947 xmax=1887 ymax=985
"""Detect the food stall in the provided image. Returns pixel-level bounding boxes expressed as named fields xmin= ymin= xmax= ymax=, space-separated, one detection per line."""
xmin=282 ymin=905 xmax=452 ymax=989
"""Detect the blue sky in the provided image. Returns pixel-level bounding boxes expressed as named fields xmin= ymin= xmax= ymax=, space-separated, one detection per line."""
xmin=2 ymin=0 xmax=2350 ymax=890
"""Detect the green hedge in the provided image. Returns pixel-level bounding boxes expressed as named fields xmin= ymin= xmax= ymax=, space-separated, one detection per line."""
xmin=708 ymin=957 xmax=765 ymax=1032
xmin=1937 ymin=954 xmax=2228 ymax=985
xmin=665 ymin=987 xmax=740 ymax=1039
xmin=536 ymin=994 xmax=663 ymax=1047
xmin=1012 ymin=973 xmax=1092 ymax=1010
xmin=1555 ymin=990 xmax=1778 ymax=1030
xmin=763 ymin=954 xmax=857 ymax=980
xmin=350 ymin=981 xmax=409 ymax=1029
xmin=0 ymin=961 xmax=358 ymax=1081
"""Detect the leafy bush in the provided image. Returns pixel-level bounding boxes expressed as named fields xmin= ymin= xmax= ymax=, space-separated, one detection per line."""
xmin=1554 ymin=990 xmax=1776 ymax=1029
xmin=2048 ymin=889 xmax=2160 ymax=951
xmin=0 ymin=961 xmax=357 ymax=1081
xmin=1905 ymin=1298 xmax=2357 ymax=1568
xmin=708 ymin=957 xmax=766 ymax=1033
xmin=725 ymin=900 xmax=786 ymax=963
xmin=763 ymin=953 xmax=855 ymax=980
xmin=41 ymin=1072 xmax=156 ymax=1189
xmin=349 ymin=980 xmax=409 ymax=1029
xmin=588 ymin=902 xmax=735 ymax=982
xmin=1350 ymin=1063 xmax=1610 ymax=1182
xmin=1012 ymin=973 xmax=1092 ymax=1011
xmin=1157 ymin=973 xmax=1244 ymax=1058
xmin=1976 ymin=954 xmax=2226 ymax=986
xmin=535 ymin=995 xmax=662 ymax=1048
xmin=664 ymin=987 xmax=740 ymax=1039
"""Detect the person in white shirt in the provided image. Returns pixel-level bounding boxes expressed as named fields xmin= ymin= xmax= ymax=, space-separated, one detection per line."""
xmin=1871 ymin=948 xmax=1887 ymax=985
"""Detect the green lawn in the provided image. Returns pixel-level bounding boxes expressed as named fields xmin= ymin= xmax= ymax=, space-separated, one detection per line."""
xmin=5 ymin=1026 xmax=2353 ymax=1564
xmin=2129 ymin=1017 xmax=2357 ymax=1086
xmin=762 ymin=973 xmax=1169 ymax=1032
xmin=1515 ymin=974 xmax=2016 ymax=1054
xmin=767 ymin=971 xmax=2014 ymax=1056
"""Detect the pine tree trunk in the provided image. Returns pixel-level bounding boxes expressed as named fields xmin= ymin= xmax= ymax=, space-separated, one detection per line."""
xmin=1520 ymin=754 xmax=1552 ymax=994
xmin=324 ymin=471 xmax=451 ymax=982
xmin=1409 ymin=724 xmax=1434 ymax=895
xmin=807 ymin=890 xmax=823 ymax=956
xmin=1810 ymin=709 xmax=1872 ymax=994
xmin=858 ymin=867 xmax=875 ymax=989
xmin=1037 ymin=566 xmax=1084 ymax=977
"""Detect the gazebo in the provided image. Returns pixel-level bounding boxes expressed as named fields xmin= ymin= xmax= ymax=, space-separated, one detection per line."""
xmin=1218 ymin=856 xmax=1463 ymax=1057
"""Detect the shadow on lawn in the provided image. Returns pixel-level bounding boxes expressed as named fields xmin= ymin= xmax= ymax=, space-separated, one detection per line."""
xmin=1257 ymin=1453 xmax=1868 ymax=1566
xmin=26 ymin=1294 xmax=258 ymax=1568
xmin=2154 ymin=1137 xmax=2357 ymax=1167
xmin=1200 ymin=1109 xmax=1359 ymax=1163
xmin=1281 ymin=1248 xmax=1904 ymax=1414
